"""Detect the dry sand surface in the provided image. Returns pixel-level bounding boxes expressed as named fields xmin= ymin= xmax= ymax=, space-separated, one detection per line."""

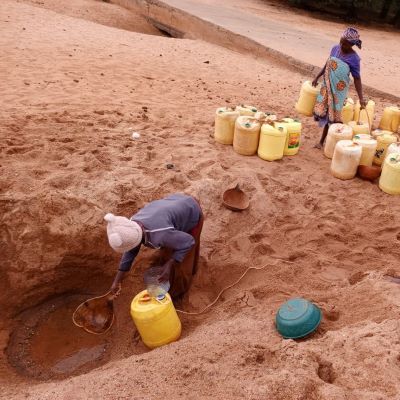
xmin=1 ymin=0 xmax=400 ymax=399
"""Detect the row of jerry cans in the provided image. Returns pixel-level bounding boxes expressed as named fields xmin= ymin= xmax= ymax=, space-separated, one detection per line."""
xmin=341 ymin=98 xmax=375 ymax=127
xmin=295 ymin=81 xmax=400 ymax=134
xmin=214 ymin=107 xmax=302 ymax=160
xmin=295 ymin=81 xmax=375 ymax=126
xmin=324 ymin=123 xmax=399 ymax=166
xmin=343 ymin=99 xmax=400 ymax=134
xmin=214 ymin=104 xmax=274 ymax=146
xmin=331 ymin=141 xmax=400 ymax=195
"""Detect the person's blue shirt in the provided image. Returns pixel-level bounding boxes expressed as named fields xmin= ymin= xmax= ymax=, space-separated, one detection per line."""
xmin=118 ymin=193 xmax=201 ymax=271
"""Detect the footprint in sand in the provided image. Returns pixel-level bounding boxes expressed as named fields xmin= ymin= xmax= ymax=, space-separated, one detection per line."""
xmin=187 ymin=169 xmax=201 ymax=181
xmin=249 ymin=233 xmax=266 ymax=243
xmin=348 ymin=271 xmax=368 ymax=285
xmin=317 ymin=360 xmax=336 ymax=384
xmin=6 ymin=145 xmax=33 ymax=155
xmin=253 ymin=243 xmax=275 ymax=256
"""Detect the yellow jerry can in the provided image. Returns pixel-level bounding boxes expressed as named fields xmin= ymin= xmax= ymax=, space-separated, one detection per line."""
xmin=386 ymin=143 xmax=400 ymax=160
xmin=214 ymin=107 xmax=240 ymax=145
xmin=235 ymin=105 xmax=258 ymax=116
xmin=274 ymin=119 xmax=302 ymax=156
xmin=374 ymin=133 xmax=397 ymax=166
xmin=257 ymin=124 xmax=287 ymax=161
xmin=331 ymin=140 xmax=362 ymax=180
xmin=371 ymin=129 xmax=393 ymax=139
xmin=354 ymin=99 xmax=375 ymax=128
xmin=379 ymin=106 xmax=400 ymax=132
xmin=295 ymin=80 xmax=320 ymax=117
xmin=379 ymin=153 xmax=400 ymax=195
xmin=341 ymin=98 xmax=354 ymax=124
xmin=233 ymin=116 xmax=261 ymax=156
xmin=353 ymin=134 xmax=377 ymax=167
xmin=348 ymin=121 xmax=370 ymax=136
xmin=254 ymin=111 xmax=277 ymax=123
xmin=130 ymin=290 xmax=181 ymax=349
xmin=324 ymin=123 xmax=353 ymax=159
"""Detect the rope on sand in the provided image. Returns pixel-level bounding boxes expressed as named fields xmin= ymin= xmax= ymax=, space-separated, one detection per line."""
xmin=176 ymin=258 xmax=294 ymax=315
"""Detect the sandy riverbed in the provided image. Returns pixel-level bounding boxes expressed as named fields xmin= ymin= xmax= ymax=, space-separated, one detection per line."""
xmin=1 ymin=0 xmax=400 ymax=399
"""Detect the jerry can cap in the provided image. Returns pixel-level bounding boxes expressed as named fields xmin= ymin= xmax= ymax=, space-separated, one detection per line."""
xmin=245 ymin=122 xmax=251 ymax=128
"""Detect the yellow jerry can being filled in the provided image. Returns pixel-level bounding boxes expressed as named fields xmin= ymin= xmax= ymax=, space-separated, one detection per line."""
xmin=295 ymin=80 xmax=320 ymax=117
xmin=379 ymin=106 xmax=400 ymax=133
xmin=274 ymin=119 xmax=302 ymax=156
xmin=379 ymin=153 xmax=400 ymax=195
xmin=353 ymin=134 xmax=377 ymax=167
xmin=341 ymin=98 xmax=354 ymax=124
xmin=257 ymin=124 xmax=287 ymax=161
xmin=235 ymin=105 xmax=258 ymax=116
xmin=214 ymin=107 xmax=240 ymax=145
xmin=130 ymin=290 xmax=181 ymax=349
xmin=373 ymin=133 xmax=397 ymax=166
xmin=233 ymin=116 xmax=261 ymax=156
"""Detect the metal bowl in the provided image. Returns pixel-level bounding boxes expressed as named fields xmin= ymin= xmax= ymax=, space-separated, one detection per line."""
xmin=276 ymin=298 xmax=321 ymax=339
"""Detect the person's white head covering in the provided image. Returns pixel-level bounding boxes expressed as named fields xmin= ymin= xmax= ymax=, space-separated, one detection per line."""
xmin=104 ymin=213 xmax=142 ymax=253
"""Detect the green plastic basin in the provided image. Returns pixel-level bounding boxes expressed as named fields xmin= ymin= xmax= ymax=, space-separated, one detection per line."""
xmin=276 ymin=298 xmax=321 ymax=339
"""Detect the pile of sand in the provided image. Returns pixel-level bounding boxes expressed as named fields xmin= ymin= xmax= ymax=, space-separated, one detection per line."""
xmin=1 ymin=0 xmax=400 ymax=399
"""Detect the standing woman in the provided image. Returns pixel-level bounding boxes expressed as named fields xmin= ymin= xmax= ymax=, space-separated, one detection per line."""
xmin=313 ymin=27 xmax=367 ymax=148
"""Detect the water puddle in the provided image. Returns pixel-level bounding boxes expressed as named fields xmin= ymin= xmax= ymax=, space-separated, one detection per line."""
xmin=7 ymin=294 xmax=112 ymax=380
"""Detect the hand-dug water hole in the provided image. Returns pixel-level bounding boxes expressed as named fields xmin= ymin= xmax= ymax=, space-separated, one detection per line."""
xmin=7 ymin=294 xmax=113 ymax=380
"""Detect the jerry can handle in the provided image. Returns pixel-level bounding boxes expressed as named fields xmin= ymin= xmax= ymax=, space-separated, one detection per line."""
xmin=139 ymin=293 xmax=152 ymax=303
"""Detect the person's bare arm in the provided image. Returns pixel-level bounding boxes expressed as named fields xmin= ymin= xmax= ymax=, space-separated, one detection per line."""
xmin=354 ymin=77 xmax=366 ymax=107
xmin=110 ymin=270 xmax=127 ymax=294
xmin=109 ymin=246 xmax=141 ymax=294
xmin=312 ymin=63 xmax=327 ymax=87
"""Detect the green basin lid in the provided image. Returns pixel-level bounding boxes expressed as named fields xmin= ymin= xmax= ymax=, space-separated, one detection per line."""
xmin=276 ymin=298 xmax=321 ymax=339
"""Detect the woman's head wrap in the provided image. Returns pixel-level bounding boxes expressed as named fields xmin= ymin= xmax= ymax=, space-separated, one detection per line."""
xmin=342 ymin=27 xmax=362 ymax=49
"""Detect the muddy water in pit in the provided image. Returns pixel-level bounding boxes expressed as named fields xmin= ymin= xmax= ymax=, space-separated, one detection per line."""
xmin=7 ymin=294 xmax=112 ymax=380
